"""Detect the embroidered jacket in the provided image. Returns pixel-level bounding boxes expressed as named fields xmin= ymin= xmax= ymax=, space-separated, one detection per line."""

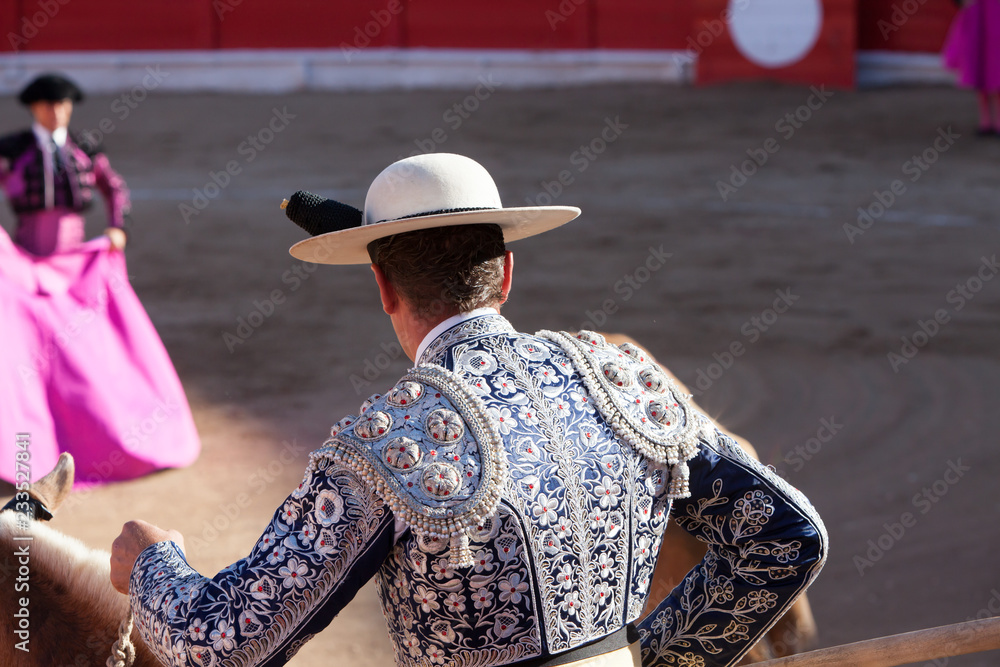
xmin=0 ymin=129 xmax=130 ymax=227
xmin=129 ymin=314 xmax=827 ymax=667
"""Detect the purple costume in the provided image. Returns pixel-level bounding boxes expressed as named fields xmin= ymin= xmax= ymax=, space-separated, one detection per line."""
xmin=943 ymin=0 xmax=1000 ymax=92
xmin=0 ymin=127 xmax=200 ymax=487
xmin=1 ymin=129 xmax=129 ymax=254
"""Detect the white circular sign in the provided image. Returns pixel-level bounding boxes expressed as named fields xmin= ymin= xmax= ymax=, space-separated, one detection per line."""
xmin=727 ymin=0 xmax=823 ymax=69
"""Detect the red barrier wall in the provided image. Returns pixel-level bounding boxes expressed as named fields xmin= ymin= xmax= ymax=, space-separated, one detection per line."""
xmin=407 ymin=1 xmax=592 ymax=49
xmin=216 ymin=0 xmax=405 ymax=50
xmin=0 ymin=0 xmax=957 ymax=55
xmin=593 ymin=0 xmax=693 ymax=50
xmin=10 ymin=0 xmax=213 ymax=51
xmin=858 ymin=0 xmax=957 ymax=52
xmin=1 ymin=2 xmax=18 ymax=52
xmin=696 ymin=0 xmax=857 ymax=89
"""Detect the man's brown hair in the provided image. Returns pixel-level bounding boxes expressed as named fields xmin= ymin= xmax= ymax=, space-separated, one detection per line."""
xmin=368 ymin=224 xmax=506 ymax=322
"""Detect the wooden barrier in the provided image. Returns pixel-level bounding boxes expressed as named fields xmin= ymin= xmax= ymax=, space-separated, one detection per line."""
xmin=750 ymin=616 xmax=1000 ymax=667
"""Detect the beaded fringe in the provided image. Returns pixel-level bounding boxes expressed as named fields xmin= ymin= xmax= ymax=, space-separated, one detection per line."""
xmin=537 ymin=330 xmax=703 ymax=500
xmin=313 ymin=364 xmax=507 ymax=569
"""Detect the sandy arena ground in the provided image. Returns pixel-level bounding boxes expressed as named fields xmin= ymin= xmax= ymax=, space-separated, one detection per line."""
xmin=2 ymin=81 xmax=999 ymax=665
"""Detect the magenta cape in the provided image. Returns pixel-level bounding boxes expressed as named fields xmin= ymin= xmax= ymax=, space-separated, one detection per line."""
xmin=943 ymin=0 xmax=1000 ymax=92
xmin=0 ymin=230 xmax=200 ymax=488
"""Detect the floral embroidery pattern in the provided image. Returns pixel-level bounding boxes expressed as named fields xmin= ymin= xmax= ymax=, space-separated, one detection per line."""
xmin=446 ymin=332 xmax=672 ymax=653
xmin=419 ymin=314 xmax=516 ymax=366
xmin=317 ymin=365 xmax=508 ymax=568
xmin=130 ymin=464 xmax=393 ymax=666
xmin=638 ymin=431 xmax=828 ymax=667
xmin=377 ymin=504 xmax=544 ymax=667
xmin=129 ymin=314 xmax=826 ymax=667
xmin=370 ymin=319 xmax=685 ymax=664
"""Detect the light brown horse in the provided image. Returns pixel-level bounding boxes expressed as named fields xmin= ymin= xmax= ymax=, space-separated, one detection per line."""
xmin=600 ymin=333 xmax=818 ymax=664
xmin=0 ymin=453 xmax=157 ymax=667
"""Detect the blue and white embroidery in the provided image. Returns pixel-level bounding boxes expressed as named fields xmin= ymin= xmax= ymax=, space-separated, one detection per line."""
xmin=314 ymin=364 xmax=508 ymax=569
xmin=130 ymin=463 xmax=393 ymax=667
xmin=638 ymin=431 xmax=828 ymax=667
xmin=129 ymin=313 xmax=826 ymax=667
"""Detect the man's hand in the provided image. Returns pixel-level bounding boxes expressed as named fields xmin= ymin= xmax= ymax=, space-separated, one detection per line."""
xmin=104 ymin=226 xmax=127 ymax=251
xmin=110 ymin=520 xmax=184 ymax=594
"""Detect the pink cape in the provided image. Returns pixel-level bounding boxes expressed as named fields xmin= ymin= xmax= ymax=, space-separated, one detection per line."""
xmin=943 ymin=0 xmax=1000 ymax=92
xmin=0 ymin=229 xmax=200 ymax=488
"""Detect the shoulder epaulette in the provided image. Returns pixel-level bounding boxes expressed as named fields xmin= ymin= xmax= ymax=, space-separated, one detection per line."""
xmin=536 ymin=330 xmax=704 ymax=499
xmin=310 ymin=364 xmax=507 ymax=568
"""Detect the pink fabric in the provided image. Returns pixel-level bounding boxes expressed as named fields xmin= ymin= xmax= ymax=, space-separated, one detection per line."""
xmin=0 ymin=229 xmax=200 ymax=488
xmin=86 ymin=150 xmax=131 ymax=229
xmin=943 ymin=0 xmax=1000 ymax=91
xmin=14 ymin=209 xmax=86 ymax=256
xmin=0 ymin=132 xmax=130 ymax=230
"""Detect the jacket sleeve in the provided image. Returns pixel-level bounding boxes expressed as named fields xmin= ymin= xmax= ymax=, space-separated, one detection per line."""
xmin=0 ymin=131 xmax=33 ymax=187
xmin=128 ymin=455 xmax=395 ymax=667
xmin=637 ymin=427 xmax=828 ymax=667
xmin=90 ymin=151 xmax=131 ymax=229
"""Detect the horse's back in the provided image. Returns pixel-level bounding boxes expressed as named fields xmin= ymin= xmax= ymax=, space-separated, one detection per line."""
xmin=0 ymin=512 xmax=153 ymax=666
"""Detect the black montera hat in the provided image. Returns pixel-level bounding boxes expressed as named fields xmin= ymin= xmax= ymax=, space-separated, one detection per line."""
xmin=18 ymin=73 xmax=84 ymax=105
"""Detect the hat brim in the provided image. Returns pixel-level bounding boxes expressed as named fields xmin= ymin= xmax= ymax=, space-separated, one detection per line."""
xmin=288 ymin=206 xmax=581 ymax=265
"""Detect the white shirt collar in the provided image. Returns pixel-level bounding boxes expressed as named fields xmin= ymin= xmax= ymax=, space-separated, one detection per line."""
xmin=415 ymin=307 xmax=500 ymax=364
xmin=32 ymin=123 xmax=67 ymax=147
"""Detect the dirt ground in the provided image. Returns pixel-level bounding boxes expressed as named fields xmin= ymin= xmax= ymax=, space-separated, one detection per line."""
xmin=2 ymin=81 xmax=999 ymax=665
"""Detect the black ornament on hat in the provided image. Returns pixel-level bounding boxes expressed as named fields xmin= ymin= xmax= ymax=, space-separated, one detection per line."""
xmin=281 ymin=191 xmax=363 ymax=237
xmin=18 ymin=73 xmax=84 ymax=106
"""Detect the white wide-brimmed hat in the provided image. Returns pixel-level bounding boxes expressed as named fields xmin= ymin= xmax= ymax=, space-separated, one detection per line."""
xmin=287 ymin=153 xmax=581 ymax=265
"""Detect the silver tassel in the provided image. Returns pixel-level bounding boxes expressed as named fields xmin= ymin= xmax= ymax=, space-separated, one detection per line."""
xmin=449 ymin=532 xmax=474 ymax=568
xmin=667 ymin=461 xmax=691 ymax=499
